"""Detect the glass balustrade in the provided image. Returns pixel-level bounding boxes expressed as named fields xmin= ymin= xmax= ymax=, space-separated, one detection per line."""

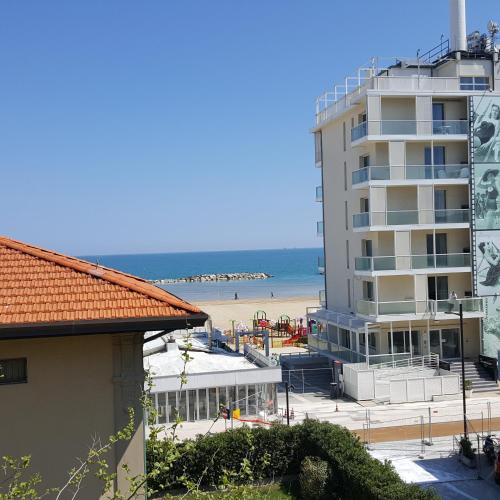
xmin=353 ymin=212 xmax=370 ymax=228
xmin=380 ymin=120 xmax=417 ymax=134
xmin=405 ymin=164 xmax=470 ymax=180
xmin=386 ymin=210 xmax=418 ymax=225
xmin=378 ymin=301 xmax=416 ymax=315
xmin=317 ymin=221 xmax=324 ymax=236
xmin=315 ymin=186 xmax=323 ymax=202
xmin=432 ymin=120 xmax=468 ymax=135
xmin=411 ymin=253 xmax=470 ymax=269
xmin=351 ymin=121 xmax=368 ymax=141
xmin=434 ymin=209 xmax=469 ymax=223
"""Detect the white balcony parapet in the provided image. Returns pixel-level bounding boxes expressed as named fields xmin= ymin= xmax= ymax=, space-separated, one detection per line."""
xmin=357 ymin=297 xmax=483 ymax=317
xmin=355 ymin=253 xmax=471 ymax=273
xmin=353 ymin=209 xmax=469 ymax=228
xmin=351 ymin=120 xmax=468 ymax=142
xmin=352 ymin=164 xmax=470 ymax=185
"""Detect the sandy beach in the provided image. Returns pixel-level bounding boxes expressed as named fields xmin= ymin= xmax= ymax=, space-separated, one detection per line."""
xmin=194 ymin=295 xmax=319 ymax=331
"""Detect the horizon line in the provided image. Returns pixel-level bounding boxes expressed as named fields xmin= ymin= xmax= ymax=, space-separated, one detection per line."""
xmin=78 ymin=246 xmax=323 ymax=258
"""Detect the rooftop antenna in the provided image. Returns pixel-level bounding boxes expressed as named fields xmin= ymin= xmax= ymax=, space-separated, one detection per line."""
xmin=487 ymin=20 xmax=500 ymax=49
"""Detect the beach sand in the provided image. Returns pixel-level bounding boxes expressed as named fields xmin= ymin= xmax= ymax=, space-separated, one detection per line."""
xmin=194 ymin=296 xmax=319 ymax=331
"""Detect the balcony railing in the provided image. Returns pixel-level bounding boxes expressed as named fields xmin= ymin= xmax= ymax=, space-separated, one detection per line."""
xmin=355 ymin=253 xmax=471 ymax=272
xmin=357 ymin=297 xmax=483 ymax=317
xmin=318 ymin=256 xmax=325 ymax=273
xmin=351 ymin=120 xmax=468 ymax=141
xmin=352 ymin=164 xmax=470 ymax=185
xmin=351 ymin=121 xmax=367 ymax=142
xmin=315 ymin=185 xmax=323 ymax=202
xmin=317 ymin=221 xmax=324 ymax=236
xmin=319 ymin=289 xmax=326 ymax=306
xmin=352 ymin=209 xmax=469 ymax=228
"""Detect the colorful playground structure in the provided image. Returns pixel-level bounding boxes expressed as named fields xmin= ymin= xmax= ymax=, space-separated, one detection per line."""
xmin=228 ymin=310 xmax=308 ymax=349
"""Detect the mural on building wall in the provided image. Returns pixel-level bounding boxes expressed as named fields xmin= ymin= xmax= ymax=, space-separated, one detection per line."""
xmin=472 ymin=96 xmax=500 ymax=360
xmin=473 ymin=96 xmax=500 ymax=163
xmin=473 ymin=163 xmax=500 ymax=229
xmin=475 ymin=231 xmax=500 ymax=296
xmin=483 ymin=296 xmax=500 ymax=358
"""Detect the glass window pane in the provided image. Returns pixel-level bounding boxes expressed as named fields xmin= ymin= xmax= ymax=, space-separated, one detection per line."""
xmin=188 ymin=389 xmax=197 ymax=421
xmin=157 ymin=393 xmax=166 ymax=424
xmin=247 ymin=385 xmax=257 ymax=415
xmin=238 ymin=385 xmax=246 ymax=415
xmin=168 ymin=391 xmax=177 ymax=423
xmin=177 ymin=391 xmax=187 ymax=421
xmin=198 ymin=389 xmax=208 ymax=420
xmin=208 ymin=387 xmax=218 ymax=419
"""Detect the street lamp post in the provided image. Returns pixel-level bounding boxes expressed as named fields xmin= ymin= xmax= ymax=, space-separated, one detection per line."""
xmin=446 ymin=302 xmax=467 ymax=438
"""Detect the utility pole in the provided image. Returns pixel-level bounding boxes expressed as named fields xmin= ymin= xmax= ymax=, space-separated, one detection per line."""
xmin=285 ymin=382 xmax=290 ymax=426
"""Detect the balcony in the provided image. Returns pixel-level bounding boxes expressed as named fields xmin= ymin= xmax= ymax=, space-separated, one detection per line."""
xmin=352 ymin=165 xmax=470 ymax=186
xmin=318 ymin=255 xmax=325 ymax=274
xmin=357 ymin=297 xmax=484 ymax=319
xmin=315 ymin=185 xmax=323 ymax=202
xmin=354 ymin=253 xmax=471 ymax=273
xmin=319 ymin=289 xmax=326 ymax=307
xmin=352 ymin=209 xmax=469 ymax=229
xmin=351 ymin=120 xmax=468 ymax=143
xmin=317 ymin=221 xmax=324 ymax=236
xmin=351 ymin=121 xmax=367 ymax=142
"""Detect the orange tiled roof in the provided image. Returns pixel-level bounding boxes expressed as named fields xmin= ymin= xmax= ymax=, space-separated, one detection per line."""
xmin=0 ymin=236 xmax=204 ymax=327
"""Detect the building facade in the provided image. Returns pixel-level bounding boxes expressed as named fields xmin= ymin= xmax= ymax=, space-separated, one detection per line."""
xmin=308 ymin=1 xmax=500 ymax=374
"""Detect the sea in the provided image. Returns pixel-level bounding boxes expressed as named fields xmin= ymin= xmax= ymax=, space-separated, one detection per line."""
xmin=80 ymin=248 xmax=324 ymax=302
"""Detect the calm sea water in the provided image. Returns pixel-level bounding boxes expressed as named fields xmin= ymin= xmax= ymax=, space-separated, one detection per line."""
xmin=80 ymin=248 xmax=324 ymax=301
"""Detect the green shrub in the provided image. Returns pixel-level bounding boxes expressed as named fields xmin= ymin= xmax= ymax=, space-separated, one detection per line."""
xmin=299 ymin=456 xmax=329 ymax=499
xmin=147 ymin=420 xmax=439 ymax=500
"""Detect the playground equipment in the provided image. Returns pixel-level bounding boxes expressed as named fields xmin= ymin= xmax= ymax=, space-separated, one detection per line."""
xmin=250 ymin=310 xmax=308 ymax=347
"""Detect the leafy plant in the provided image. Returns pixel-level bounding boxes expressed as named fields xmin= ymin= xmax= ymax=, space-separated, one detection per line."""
xmin=459 ymin=436 xmax=475 ymax=460
xmin=299 ymin=456 xmax=329 ymax=499
xmin=464 ymin=380 xmax=473 ymax=391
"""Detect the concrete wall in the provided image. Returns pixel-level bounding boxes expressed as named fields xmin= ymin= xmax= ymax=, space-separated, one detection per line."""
xmin=0 ymin=332 xmax=144 ymax=498
xmin=381 ymin=97 xmax=415 ymax=120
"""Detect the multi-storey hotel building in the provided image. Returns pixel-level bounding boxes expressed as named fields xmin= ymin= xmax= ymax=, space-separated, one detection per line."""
xmin=308 ymin=0 xmax=500 ymax=400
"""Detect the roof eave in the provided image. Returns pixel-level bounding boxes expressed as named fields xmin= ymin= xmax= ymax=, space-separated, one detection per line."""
xmin=0 ymin=313 xmax=209 ymax=341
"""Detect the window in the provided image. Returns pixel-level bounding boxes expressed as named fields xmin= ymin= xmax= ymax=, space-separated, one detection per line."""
xmin=362 ymin=239 xmax=373 ymax=257
xmin=460 ymin=76 xmax=489 ymax=91
xmin=424 ymin=146 xmax=445 ymax=166
xmin=435 ymin=189 xmax=447 ymax=210
xmin=346 ymin=240 xmax=350 ymax=269
xmin=363 ymin=281 xmax=374 ymax=301
xmin=432 ymin=103 xmax=445 ymax=121
xmin=344 ymin=201 xmax=348 ymax=230
xmin=344 ymin=161 xmax=348 ymax=191
xmin=340 ymin=328 xmax=350 ymax=348
xmin=347 ymin=279 xmax=351 ymax=308
xmin=0 ymin=358 xmax=27 ymax=385
xmin=314 ymin=131 xmax=322 ymax=165
xmin=359 ymin=155 xmax=370 ymax=168
xmin=360 ymin=198 xmax=369 ymax=213
xmin=343 ymin=122 xmax=346 ymax=151
xmin=428 ymin=276 xmax=448 ymax=301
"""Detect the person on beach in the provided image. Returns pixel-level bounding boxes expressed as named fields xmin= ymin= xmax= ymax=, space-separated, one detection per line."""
xmin=270 ymin=291 xmax=274 ymax=298
xmin=234 ymin=292 xmax=238 ymax=300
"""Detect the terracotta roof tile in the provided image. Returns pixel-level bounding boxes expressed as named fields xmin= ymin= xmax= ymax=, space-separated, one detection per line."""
xmin=0 ymin=236 xmax=204 ymax=327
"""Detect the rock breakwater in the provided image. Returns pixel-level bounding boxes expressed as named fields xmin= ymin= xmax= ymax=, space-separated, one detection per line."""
xmin=150 ymin=272 xmax=272 ymax=285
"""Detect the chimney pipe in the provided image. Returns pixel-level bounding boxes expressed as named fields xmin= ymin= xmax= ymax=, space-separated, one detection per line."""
xmin=449 ymin=0 xmax=467 ymax=52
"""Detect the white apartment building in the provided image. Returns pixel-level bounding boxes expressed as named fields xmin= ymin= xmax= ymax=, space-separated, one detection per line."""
xmin=308 ymin=1 xmax=500 ymax=399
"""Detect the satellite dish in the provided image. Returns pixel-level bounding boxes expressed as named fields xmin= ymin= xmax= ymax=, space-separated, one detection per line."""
xmin=487 ymin=20 xmax=500 ymax=36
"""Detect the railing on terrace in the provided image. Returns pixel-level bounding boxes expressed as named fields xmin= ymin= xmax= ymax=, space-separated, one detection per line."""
xmin=315 ymin=185 xmax=323 ymax=202
xmin=350 ymin=120 xmax=468 ymax=141
xmin=319 ymin=290 xmax=326 ymax=306
xmin=356 ymin=297 xmax=484 ymax=317
xmin=368 ymin=353 xmax=440 ymax=370
xmin=243 ymin=344 xmax=277 ymax=367
xmin=316 ymin=221 xmax=324 ymax=236
xmin=355 ymin=253 xmax=471 ymax=272
xmin=352 ymin=208 xmax=469 ymax=228
xmin=308 ymin=334 xmax=367 ymax=364
xmin=352 ymin=164 xmax=470 ymax=184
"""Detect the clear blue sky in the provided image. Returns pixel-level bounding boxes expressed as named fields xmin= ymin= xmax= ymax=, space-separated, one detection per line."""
xmin=1 ymin=0 xmax=497 ymax=255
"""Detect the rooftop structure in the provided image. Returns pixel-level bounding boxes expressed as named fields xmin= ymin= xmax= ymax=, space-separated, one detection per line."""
xmin=0 ymin=236 xmax=207 ymax=496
